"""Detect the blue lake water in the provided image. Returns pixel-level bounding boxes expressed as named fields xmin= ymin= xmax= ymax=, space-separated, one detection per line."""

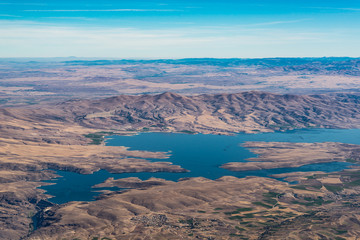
xmin=40 ymin=128 xmax=360 ymax=204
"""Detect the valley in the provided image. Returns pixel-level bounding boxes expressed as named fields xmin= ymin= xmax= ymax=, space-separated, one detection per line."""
xmin=0 ymin=59 xmax=360 ymax=239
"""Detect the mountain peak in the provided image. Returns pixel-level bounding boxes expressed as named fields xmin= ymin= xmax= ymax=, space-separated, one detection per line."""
xmin=155 ymin=92 xmax=184 ymax=100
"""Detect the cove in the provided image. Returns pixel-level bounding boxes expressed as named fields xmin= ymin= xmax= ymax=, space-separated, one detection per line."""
xmin=40 ymin=128 xmax=360 ymax=204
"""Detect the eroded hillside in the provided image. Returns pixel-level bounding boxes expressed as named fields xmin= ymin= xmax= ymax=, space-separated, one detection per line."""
xmin=1 ymin=92 xmax=360 ymax=239
xmin=2 ymin=92 xmax=360 ymax=143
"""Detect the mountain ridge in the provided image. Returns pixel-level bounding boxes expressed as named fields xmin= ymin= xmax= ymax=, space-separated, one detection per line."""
xmin=1 ymin=91 xmax=360 ymax=144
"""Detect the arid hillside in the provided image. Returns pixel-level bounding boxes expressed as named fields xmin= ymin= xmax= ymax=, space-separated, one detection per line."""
xmin=72 ymin=91 xmax=360 ymax=133
xmin=1 ymin=91 xmax=360 ymax=239
xmin=2 ymin=91 xmax=360 ymax=142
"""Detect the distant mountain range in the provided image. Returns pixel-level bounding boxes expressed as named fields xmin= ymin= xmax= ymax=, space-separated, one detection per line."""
xmin=1 ymin=57 xmax=360 ymax=107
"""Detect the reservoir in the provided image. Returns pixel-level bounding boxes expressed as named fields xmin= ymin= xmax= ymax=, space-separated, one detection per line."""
xmin=40 ymin=128 xmax=360 ymax=204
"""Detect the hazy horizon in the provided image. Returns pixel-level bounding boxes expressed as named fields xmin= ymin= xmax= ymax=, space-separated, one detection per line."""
xmin=0 ymin=56 xmax=360 ymax=61
xmin=1 ymin=0 xmax=360 ymax=58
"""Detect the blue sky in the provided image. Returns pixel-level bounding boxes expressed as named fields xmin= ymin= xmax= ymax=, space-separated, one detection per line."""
xmin=1 ymin=0 xmax=360 ymax=58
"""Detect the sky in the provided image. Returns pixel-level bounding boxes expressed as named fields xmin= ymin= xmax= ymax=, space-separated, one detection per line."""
xmin=1 ymin=0 xmax=360 ymax=58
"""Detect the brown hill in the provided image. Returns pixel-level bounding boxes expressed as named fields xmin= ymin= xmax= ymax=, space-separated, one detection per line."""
xmin=68 ymin=91 xmax=360 ymax=131
xmin=61 ymin=91 xmax=360 ymax=133
xmin=1 ymin=91 xmax=360 ymax=239
xmin=1 ymin=91 xmax=360 ymax=143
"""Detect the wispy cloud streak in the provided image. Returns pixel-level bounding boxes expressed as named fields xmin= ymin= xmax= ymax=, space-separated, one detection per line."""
xmin=41 ymin=17 xmax=94 ymax=20
xmin=0 ymin=14 xmax=21 ymax=17
xmin=24 ymin=9 xmax=182 ymax=12
xmin=246 ymin=19 xmax=311 ymax=27
xmin=305 ymin=7 xmax=360 ymax=11
xmin=0 ymin=2 xmax=47 ymax=5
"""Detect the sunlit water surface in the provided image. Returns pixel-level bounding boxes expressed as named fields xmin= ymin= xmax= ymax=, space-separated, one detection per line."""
xmin=40 ymin=129 xmax=360 ymax=204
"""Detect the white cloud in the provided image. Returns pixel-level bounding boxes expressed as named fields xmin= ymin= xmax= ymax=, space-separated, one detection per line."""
xmin=24 ymin=9 xmax=182 ymax=12
xmin=336 ymin=8 xmax=360 ymax=11
xmin=245 ymin=19 xmax=311 ymax=27
xmin=41 ymin=17 xmax=95 ymax=21
xmin=0 ymin=2 xmax=47 ymax=5
xmin=0 ymin=20 xmax=359 ymax=58
xmin=0 ymin=14 xmax=21 ymax=17
xmin=305 ymin=7 xmax=360 ymax=11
